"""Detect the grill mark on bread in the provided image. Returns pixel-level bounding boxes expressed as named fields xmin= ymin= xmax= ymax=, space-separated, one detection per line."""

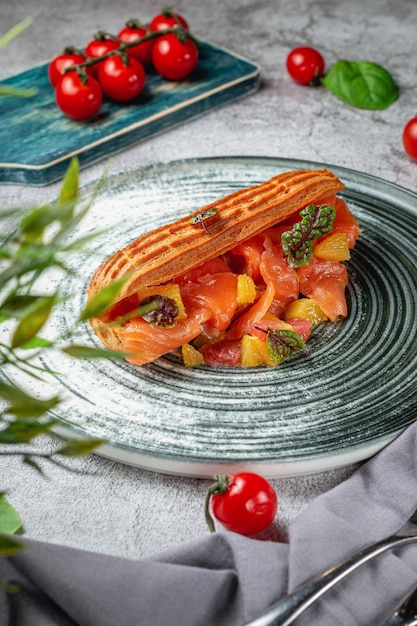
xmin=88 ymin=169 xmax=344 ymax=320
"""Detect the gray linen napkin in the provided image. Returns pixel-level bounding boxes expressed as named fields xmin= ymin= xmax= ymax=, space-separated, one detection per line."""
xmin=1 ymin=420 xmax=417 ymax=626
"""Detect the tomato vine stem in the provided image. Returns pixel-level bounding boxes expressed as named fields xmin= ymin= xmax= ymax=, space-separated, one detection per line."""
xmin=63 ymin=25 xmax=197 ymax=74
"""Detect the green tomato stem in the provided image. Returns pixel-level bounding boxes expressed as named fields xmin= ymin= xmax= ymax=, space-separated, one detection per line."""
xmin=63 ymin=26 xmax=194 ymax=74
xmin=204 ymin=475 xmax=231 ymax=533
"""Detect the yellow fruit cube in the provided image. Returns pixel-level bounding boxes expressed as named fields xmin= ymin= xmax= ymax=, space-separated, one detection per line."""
xmin=237 ymin=274 xmax=257 ymax=305
xmin=284 ymin=298 xmax=327 ymax=327
xmin=240 ymin=334 xmax=277 ymax=368
xmin=181 ymin=343 xmax=204 ymax=367
xmin=314 ymin=233 xmax=350 ymax=262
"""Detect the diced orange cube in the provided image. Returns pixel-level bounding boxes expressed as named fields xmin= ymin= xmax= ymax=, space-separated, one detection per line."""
xmin=181 ymin=343 xmax=204 ymax=367
xmin=314 ymin=233 xmax=350 ymax=262
xmin=237 ymin=274 xmax=257 ymax=305
xmin=284 ymin=298 xmax=328 ymax=327
xmin=240 ymin=334 xmax=277 ymax=368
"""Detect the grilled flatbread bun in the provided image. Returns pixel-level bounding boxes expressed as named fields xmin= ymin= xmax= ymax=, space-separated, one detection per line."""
xmin=88 ymin=168 xmax=344 ymax=350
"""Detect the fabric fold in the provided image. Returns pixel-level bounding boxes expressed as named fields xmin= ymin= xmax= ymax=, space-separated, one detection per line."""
xmin=2 ymin=422 xmax=417 ymax=626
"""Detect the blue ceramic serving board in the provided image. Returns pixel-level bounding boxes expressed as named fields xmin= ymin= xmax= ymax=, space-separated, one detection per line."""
xmin=0 ymin=41 xmax=260 ymax=186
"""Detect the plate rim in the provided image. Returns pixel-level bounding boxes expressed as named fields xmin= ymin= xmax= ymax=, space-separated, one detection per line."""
xmin=4 ymin=155 xmax=417 ymax=477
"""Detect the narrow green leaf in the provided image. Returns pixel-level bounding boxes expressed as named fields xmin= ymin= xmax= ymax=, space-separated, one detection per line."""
xmin=0 ymin=381 xmax=60 ymax=419
xmin=0 ymin=419 xmax=57 ymax=443
xmin=20 ymin=203 xmax=76 ymax=242
xmin=58 ymin=158 xmax=79 ymax=206
xmin=79 ymin=277 xmax=127 ymax=321
xmin=0 ymin=495 xmax=23 ymax=534
xmin=57 ymin=438 xmax=107 ymax=457
xmin=19 ymin=336 xmax=54 ymax=349
xmin=0 ymin=294 xmax=40 ymax=318
xmin=62 ymin=345 xmax=126 ymax=359
xmin=0 ymin=84 xmax=38 ymax=98
xmin=0 ymin=535 xmax=24 ymax=556
xmin=11 ymin=294 xmax=57 ymax=348
xmin=0 ymin=579 xmax=20 ymax=593
xmin=321 ymin=60 xmax=399 ymax=110
xmin=0 ymin=17 xmax=33 ymax=49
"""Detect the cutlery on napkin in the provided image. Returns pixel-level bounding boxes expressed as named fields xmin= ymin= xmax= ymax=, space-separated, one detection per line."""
xmin=2 ymin=420 xmax=417 ymax=626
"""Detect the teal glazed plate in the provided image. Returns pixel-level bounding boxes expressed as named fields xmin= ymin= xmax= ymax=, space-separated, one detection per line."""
xmin=0 ymin=42 xmax=260 ymax=186
xmin=4 ymin=157 xmax=417 ymax=477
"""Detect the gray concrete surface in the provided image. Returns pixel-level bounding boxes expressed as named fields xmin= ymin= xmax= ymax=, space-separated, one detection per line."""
xmin=1 ymin=0 xmax=416 ymax=558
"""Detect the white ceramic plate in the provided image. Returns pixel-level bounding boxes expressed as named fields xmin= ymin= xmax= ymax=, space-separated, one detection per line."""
xmin=7 ymin=157 xmax=417 ymax=477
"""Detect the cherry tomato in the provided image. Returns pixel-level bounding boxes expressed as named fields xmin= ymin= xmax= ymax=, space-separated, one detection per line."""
xmin=55 ymin=71 xmax=102 ymax=121
xmin=84 ymin=37 xmax=120 ymax=76
xmin=402 ymin=117 xmax=417 ymax=160
xmin=206 ymin=472 xmax=278 ymax=535
xmin=98 ymin=54 xmax=146 ymax=102
xmin=152 ymin=33 xmax=198 ymax=81
xmin=149 ymin=10 xmax=189 ymax=32
xmin=286 ymin=46 xmax=325 ymax=85
xmin=117 ymin=22 xmax=153 ymax=67
xmin=48 ymin=49 xmax=89 ymax=88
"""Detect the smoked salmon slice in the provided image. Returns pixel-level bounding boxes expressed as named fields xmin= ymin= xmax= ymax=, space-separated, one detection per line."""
xmin=87 ymin=168 xmax=359 ymax=368
xmin=297 ymin=257 xmax=348 ymax=321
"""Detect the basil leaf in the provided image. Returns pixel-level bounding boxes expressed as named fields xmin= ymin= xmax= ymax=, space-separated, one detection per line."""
xmin=321 ymin=60 xmax=398 ymax=110
xmin=282 ymin=204 xmax=336 ymax=267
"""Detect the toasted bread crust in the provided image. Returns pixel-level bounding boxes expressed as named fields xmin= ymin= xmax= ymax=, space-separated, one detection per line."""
xmin=88 ymin=169 xmax=344 ymax=298
xmin=88 ymin=169 xmax=344 ymax=350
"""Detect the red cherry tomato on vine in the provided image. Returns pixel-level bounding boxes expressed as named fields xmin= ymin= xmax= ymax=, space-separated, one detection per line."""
xmin=402 ymin=117 xmax=417 ymax=160
xmin=48 ymin=50 xmax=89 ymax=88
xmin=149 ymin=10 xmax=189 ymax=32
xmin=152 ymin=33 xmax=198 ymax=81
xmin=98 ymin=54 xmax=146 ymax=101
xmin=286 ymin=46 xmax=325 ymax=85
xmin=206 ymin=473 xmax=278 ymax=536
xmin=117 ymin=23 xmax=153 ymax=67
xmin=55 ymin=71 xmax=102 ymax=121
xmin=84 ymin=37 xmax=120 ymax=76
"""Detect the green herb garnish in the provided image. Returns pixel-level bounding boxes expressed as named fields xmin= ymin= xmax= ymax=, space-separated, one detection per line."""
xmin=282 ymin=204 xmax=336 ymax=267
xmin=189 ymin=207 xmax=218 ymax=234
xmin=138 ymin=294 xmax=179 ymax=328
xmin=321 ymin=60 xmax=398 ymax=110
xmin=266 ymin=329 xmax=306 ymax=363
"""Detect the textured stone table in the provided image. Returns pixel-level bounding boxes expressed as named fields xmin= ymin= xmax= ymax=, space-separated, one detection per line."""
xmin=1 ymin=0 xmax=416 ymax=558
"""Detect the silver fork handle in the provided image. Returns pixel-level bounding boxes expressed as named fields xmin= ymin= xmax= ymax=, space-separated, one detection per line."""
xmin=244 ymin=534 xmax=417 ymax=626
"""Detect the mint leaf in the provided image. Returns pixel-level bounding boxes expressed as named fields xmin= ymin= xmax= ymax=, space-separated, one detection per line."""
xmin=321 ymin=60 xmax=398 ymax=110
xmin=266 ymin=329 xmax=305 ymax=363
xmin=282 ymin=204 xmax=336 ymax=267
